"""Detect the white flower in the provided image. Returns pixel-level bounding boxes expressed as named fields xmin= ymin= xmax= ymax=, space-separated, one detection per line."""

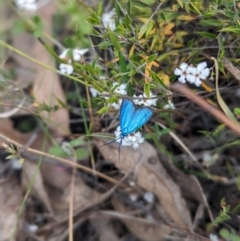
xmin=110 ymin=99 xmax=122 ymax=110
xmin=135 ymin=92 xmax=157 ymax=107
xmin=59 ymin=63 xmax=74 ymax=75
xmin=59 ymin=49 xmax=70 ymax=59
xmin=112 ymin=82 xmax=127 ymax=95
xmin=143 ymin=192 xmax=154 ymax=204
xmin=163 ymin=101 xmax=175 ymax=110
xmin=11 ymin=159 xmax=22 ymax=170
xmin=60 ymin=48 xmax=89 ymax=62
xmin=209 ymin=234 xmax=219 ymax=241
xmin=175 ymin=62 xmax=210 ymax=87
xmin=197 ymin=62 xmax=210 ymax=80
xmin=174 ymin=62 xmax=189 ymax=83
xmin=90 ymin=88 xmax=100 ymax=97
xmin=189 ymin=62 xmax=210 ymax=87
xmin=185 ymin=66 xmax=197 ymax=84
xmin=133 ymin=94 xmax=140 ymax=105
xmin=129 ymin=194 xmax=138 ymax=202
xmin=61 ymin=142 xmax=72 ymax=157
xmin=26 ymin=223 xmax=38 ymax=233
xmin=102 ymin=9 xmax=116 ymax=31
xmin=72 ymin=48 xmax=89 ymax=61
xmin=15 ymin=0 xmax=37 ymax=11
xmin=114 ymin=126 xmax=145 ymax=149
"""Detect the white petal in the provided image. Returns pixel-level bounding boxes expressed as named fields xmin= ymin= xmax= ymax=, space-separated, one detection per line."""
xmin=174 ymin=68 xmax=182 ymax=76
xmin=179 ymin=62 xmax=188 ymax=71
xmin=102 ymin=9 xmax=116 ymax=31
xmin=111 ymin=102 xmax=120 ymax=109
xmin=133 ymin=94 xmax=140 ymax=105
xmin=194 ymin=79 xmax=202 ymax=87
xmin=186 ymin=66 xmax=196 ymax=74
xmin=114 ymin=126 xmax=121 ymax=138
xmin=90 ymin=88 xmax=99 ymax=97
xmin=59 ymin=49 xmax=69 ymax=59
xmin=163 ymin=101 xmax=175 ymax=110
xmin=186 ymin=74 xmax=196 ymax=83
xmin=197 ymin=62 xmax=204 ymax=72
xmin=132 ymin=142 xmax=140 ymax=149
xmin=178 ymin=76 xmax=186 ymax=83
xmin=200 ymin=68 xmax=210 ymax=79
xmin=59 ymin=63 xmax=74 ymax=75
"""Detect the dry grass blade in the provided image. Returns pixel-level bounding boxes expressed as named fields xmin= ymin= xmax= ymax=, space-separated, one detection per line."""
xmin=170 ymin=83 xmax=240 ymax=136
xmin=222 ymin=57 xmax=240 ymax=83
xmin=212 ymin=57 xmax=238 ymax=125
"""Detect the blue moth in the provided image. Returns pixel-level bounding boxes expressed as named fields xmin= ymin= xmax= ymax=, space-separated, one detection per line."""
xmin=103 ymin=99 xmax=154 ymax=159
xmin=119 ymin=99 xmax=153 ymax=141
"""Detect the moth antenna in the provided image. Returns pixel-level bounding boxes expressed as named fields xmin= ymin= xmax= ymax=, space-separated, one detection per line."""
xmin=118 ymin=138 xmax=123 ymax=162
xmin=100 ymin=136 xmax=121 ymax=148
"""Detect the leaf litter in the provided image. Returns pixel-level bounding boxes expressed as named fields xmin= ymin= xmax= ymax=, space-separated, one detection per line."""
xmin=1 ymin=0 xmax=240 ymax=241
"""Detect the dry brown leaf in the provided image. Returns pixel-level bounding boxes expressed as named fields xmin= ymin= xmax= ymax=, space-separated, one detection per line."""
xmin=159 ymin=152 xmax=207 ymax=205
xmin=222 ymin=57 xmax=240 ymax=83
xmin=0 ymin=176 xmax=24 ymax=241
xmin=94 ymin=139 xmax=192 ymax=230
xmin=22 ymin=161 xmax=54 ymax=216
xmin=91 ymin=218 xmax=121 ymax=241
xmin=112 ymin=198 xmax=171 ymax=241
xmin=48 ymin=175 xmax=102 ymax=219
xmin=12 ymin=2 xmax=70 ymax=136
xmin=40 ymin=161 xmax=71 ymax=190
xmin=0 ymin=119 xmax=28 ymax=147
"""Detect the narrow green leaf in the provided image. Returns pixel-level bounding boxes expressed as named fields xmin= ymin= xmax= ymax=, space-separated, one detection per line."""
xmin=108 ymin=31 xmax=121 ymax=51
xmin=196 ymin=31 xmax=216 ymax=39
xmin=144 ymin=83 xmax=150 ymax=97
xmin=119 ymin=51 xmax=128 ymax=82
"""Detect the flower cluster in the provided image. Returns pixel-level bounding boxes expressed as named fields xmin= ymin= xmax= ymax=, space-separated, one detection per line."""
xmin=114 ymin=126 xmax=145 ymax=149
xmin=58 ymin=48 xmax=89 ymax=75
xmin=102 ymin=9 xmax=116 ymax=31
xmin=133 ymin=91 xmax=157 ymax=107
xmin=15 ymin=0 xmax=37 ymax=11
xmin=90 ymin=82 xmax=127 ymax=110
xmin=174 ymin=62 xmax=210 ymax=87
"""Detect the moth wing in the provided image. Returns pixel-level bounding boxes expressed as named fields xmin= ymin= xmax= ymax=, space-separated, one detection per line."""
xmin=120 ymin=99 xmax=136 ymax=131
xmin=126 ymin=107 xmax=153 ymax=134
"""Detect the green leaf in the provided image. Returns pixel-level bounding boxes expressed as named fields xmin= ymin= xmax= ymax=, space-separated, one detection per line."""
xmin=196 ymin=31 xmax=216 ymax=39
xmin=32 ymin=15 xmax=43 ymax=38
xmin=97 ymin=106 xmax=109 ymax=114
xmin=200 ymin=19 xmax=223 ymax=27
xmin=49 ymin=146 xmax=67 ymax=158
xmin=144 ymin=83 xmax=150 ymax=97
xmin=159 ymin=12 xmax=179 ymax=22
xmin=69 ymin=137 xmax=85 ymax=147
xmin=159 ymin=12 xmax=166 ymax=22
xmin=119 ymin=51 xmax=128 ymax=82
xmin=220 ymin=228 xmax=230 ymax=239
xmin=139 ymin=20 xmax=154 ymax=39
xmin=108 ymin=31 xmax=121 ymax=51
xmin=75 ymin=148 xmax=89 ymax=160
xmin=220 ymin=27 xmax=240 ymax=34
xmin=98 ymin=41 xmax=113 ymax=49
